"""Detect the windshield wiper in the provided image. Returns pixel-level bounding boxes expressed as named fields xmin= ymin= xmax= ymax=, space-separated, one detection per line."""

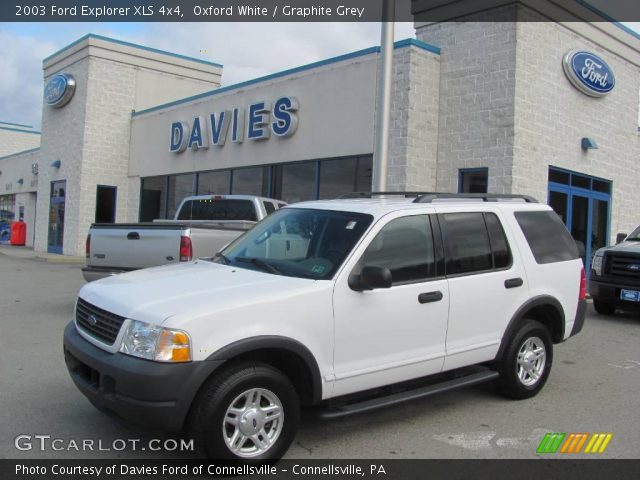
xmin=213 ymin=252 xmax=231 ymax=265
xmin=236 ymin=257 xmax=283 ymax=275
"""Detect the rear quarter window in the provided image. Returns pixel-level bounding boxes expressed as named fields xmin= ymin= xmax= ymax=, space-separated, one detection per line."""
xmin=514 ymin=210 xmax=579 ymax=264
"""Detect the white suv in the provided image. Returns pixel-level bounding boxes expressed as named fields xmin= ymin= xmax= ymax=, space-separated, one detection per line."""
xmin=63 ymin=193 xmax=586 ymax=460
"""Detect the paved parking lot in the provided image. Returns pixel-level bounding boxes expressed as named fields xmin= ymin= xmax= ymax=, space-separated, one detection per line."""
xmin=1 ymin=251 xmax=638 ymax=459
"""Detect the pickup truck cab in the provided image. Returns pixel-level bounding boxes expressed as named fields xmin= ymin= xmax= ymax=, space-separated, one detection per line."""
xmin=590 ymin=225 xmax=640 ymax=314
xmin=64 ymin=193 xmax=586 ymax=460
xmin=82 ymin=195 xmax=285 ymax=282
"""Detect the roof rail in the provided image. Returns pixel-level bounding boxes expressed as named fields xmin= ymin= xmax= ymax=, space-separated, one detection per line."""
xmin=338 ymin=191 xmax=439 ymax=199
xmin=413 ymin=193 xmax=538 ymax=203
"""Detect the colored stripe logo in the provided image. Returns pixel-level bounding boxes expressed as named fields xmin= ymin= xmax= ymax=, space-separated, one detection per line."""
xmin=537 ymin=433 xmax=612 ymax=454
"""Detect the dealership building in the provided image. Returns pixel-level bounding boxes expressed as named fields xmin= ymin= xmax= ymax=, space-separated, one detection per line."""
xmin=0 ymin=7 xmax=639 ymax=274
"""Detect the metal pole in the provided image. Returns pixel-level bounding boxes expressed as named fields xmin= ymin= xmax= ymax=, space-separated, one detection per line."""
xmin=372 ymin=0 xmax=395 ymax=192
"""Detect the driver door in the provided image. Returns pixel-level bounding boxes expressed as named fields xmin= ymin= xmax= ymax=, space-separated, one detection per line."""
xmin=331 ymin=212 xmax=449 ymax=397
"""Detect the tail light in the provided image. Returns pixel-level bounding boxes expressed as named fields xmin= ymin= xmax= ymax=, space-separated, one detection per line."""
xmin=85 ymin=234 xmax=91 ymax=258
xmin=180 ymin=236 xmax=193 ymax=262
xmin=579 ymin=267 xmax=587 ymax=300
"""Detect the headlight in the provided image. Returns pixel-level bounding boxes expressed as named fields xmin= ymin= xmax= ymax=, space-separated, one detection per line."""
xmin=120 ymin=320 xmax=191 ymax=363
xmin=592 ymin=252 xmax=604 ymax=276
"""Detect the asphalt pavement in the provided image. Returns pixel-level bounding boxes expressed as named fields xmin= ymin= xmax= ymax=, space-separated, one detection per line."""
xmin=0 ymin=250 xmax=638 ymax=459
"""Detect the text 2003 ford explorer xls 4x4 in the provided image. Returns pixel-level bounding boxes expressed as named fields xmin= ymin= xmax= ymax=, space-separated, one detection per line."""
xmin=63 ymin=193 xmax=586 ymax=460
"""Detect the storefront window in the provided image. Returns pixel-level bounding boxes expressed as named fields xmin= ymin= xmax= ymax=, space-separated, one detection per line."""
xmin=273 ymin=162 xmax=316 ymax=204
xmin=167 ymin=174 xmax=195 ymax=219
xmin=231 ymin=167 xmax=269 ymax=197
xmin=318 ymin=156 xmax=373 ymax=199
xmin=198 ymin=171 xmax=230 ymax=195
xmin=140 ymin=176 xmax=166 ymax=221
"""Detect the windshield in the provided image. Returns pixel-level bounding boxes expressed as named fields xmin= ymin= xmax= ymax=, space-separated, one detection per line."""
xmin=215 ymin=208 xmax=373 ymax=280
xmin=627 ymin=226 xmax=640 ymax=241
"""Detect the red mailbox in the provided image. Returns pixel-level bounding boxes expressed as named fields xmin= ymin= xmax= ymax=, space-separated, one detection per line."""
xmin=10 ymin=221 xmax=26 ymax=246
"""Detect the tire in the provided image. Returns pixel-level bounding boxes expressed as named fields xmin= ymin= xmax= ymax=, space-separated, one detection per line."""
xmin=496 ymin=319 xmax=553 ymax=400
xmin=593 ymin=297 xmax=615 ymax=315
xmin=188 ymin=362 xmax=300 ymax=460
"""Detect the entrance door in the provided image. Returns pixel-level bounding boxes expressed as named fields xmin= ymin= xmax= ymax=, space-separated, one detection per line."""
xmin=48 ymin=180 xmax=66 ymax=254
xmin=548 ymin=169 xmax=611 ymax=276
xmin=95 ymin=185 xmax=117 ymax=223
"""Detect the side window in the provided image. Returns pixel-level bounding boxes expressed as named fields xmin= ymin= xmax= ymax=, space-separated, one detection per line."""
xmin=514 ymin=210 xmax=579 ymax=264
xmin=359 ymin=215 xmax=436 ymax=285
xmin=485 ymin=212 xmax=512 ymax=269
xmin=263 ymin=201 xmax=276 ymax=215
xmin=440 ymin=212 xmax=492 ymax=275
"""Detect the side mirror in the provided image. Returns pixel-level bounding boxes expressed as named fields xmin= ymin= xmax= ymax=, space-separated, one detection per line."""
xmin=616 ymin=233 xmax=627 ymax=244
xmin=348 ymin=265 xmax=392 ymax=291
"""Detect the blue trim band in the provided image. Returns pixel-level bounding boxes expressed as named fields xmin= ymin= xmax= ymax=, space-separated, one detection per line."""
xmin=133 ymin=38 xmax=440 ymax=118
xmin=43 ymin=33 xmax=223 ymax=68
xmin=0 ymin=121 xmax=33 ymax=129
xmin=576 ymin=1 xmax=640 ymax=41
xmin=0 ymin=148 xmax=41 ymax=162
xmin=0 ymin=126 xmax=41 ymax=135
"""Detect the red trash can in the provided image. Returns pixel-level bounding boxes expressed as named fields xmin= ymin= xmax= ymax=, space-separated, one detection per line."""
xmin=10 ymin=221 xmax=26 ymax=246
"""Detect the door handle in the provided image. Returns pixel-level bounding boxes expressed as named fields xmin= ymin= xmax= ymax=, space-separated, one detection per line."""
xmin=126 ymin=232 xmax=140 ymax=240
xmin=504 ymin=277 xmax=523 ymax=289
xmin=418 ymin=291 xmax=443 ymax=304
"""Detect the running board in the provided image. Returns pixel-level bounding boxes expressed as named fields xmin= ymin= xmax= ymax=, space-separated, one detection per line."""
xmin=318 ymin=370 xmax=500 ymax=419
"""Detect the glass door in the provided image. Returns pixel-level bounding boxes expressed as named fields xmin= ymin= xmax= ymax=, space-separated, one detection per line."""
xmin=548 ymin=180 xmax=610 ymax=277
xmin=48 ymin=180 xmax=66 ymax=254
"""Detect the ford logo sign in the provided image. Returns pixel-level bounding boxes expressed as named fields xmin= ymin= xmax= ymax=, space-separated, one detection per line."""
xmin=563 ymin=50 xmax=615 ymax=98
xmin=44 ymin=73 xmax=76 ymax=108
xmin=627 ymin=264 xmax=640 ymax=272
xmin=87 ymin=314 xmax=98 ymax=327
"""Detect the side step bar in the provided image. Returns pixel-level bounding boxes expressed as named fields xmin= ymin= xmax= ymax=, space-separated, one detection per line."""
xmin=318 ymin=370 xmax=499 ymax=419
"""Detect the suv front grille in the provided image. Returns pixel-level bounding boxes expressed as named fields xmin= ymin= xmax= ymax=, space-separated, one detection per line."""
xmin=606 ymin=253 xmax=640 ymax=280
xmin=75 ymin=298 xmax=125 ymax=346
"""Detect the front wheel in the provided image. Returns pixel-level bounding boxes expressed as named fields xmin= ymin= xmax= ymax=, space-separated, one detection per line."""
xmin=593 ymin=297 xmax=615 ymax=315
xmin=496 ymin=319 xmax=553 ymax=400
xmin=188 ymin=362 xmax=300 ymax=460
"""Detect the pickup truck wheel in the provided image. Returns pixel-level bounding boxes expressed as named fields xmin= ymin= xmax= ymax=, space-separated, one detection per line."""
xmin=593 ymin=297 xmax=615 ymax=315
xmin=496 ymin=319 xmax=553 ymax=400
xmin=189 ymin=362 xmax=299 ymax=460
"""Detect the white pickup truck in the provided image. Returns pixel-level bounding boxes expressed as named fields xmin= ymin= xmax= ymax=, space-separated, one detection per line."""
xmin=82 ymin=195 xmax=285 ymax=282
xmin=65 ymin=193 xmax=585 ymax=460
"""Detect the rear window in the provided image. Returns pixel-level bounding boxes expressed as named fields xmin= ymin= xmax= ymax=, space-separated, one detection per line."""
xmin=515 ymin=210 xmax=579 ymax=264
xmin=177 ymin=199 xmax=257 ymax=221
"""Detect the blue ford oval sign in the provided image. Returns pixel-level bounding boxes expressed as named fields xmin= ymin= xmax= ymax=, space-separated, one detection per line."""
xmin=44 ymin=73 xmax=76 ymax=108
xmin=562 ymin=50 xmax=615 ymax=98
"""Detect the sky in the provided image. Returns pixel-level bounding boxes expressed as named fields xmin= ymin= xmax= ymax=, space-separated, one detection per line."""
xmin=0 ymin=21 xmax=637 ymax=130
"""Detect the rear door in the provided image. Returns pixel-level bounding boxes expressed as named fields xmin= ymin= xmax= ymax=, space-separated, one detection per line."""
xmin=436 ymin=208 xmax=530 ymax=371
xmin=332 ymin=211 xmax=449 ymax=397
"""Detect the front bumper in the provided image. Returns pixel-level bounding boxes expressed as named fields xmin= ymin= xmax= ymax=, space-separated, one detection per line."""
xmin=63 ymin=322 xmax=224 ymax=431
xmin=590 ymin=278 xmax=640 ymax=308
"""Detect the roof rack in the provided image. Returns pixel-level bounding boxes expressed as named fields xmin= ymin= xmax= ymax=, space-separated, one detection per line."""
xmin=413 ymin=193 xmax=538 ymax=203
xmin=338 ymin=191 xmax=439 ymax=199
xmin=338 ymin=192 xmax=538 ymax=203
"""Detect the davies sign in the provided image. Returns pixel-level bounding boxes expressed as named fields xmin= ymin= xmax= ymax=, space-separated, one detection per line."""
xmin=562 ymin=50 xmax=615 ymax=98
xmin=170 ymin=97 xmax=299 ymax=153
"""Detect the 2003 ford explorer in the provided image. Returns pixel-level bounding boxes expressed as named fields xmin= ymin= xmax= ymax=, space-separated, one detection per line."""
xmin=63 ymin=193 xmax=586 ymax=460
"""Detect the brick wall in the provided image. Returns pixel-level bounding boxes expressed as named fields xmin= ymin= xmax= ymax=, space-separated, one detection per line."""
xmin=417 ymin=12 xmax=518 ymax=194
xmin=387 ymin=45 xmax=441 ymax=192
xmin=512 ymin=19 xmax=640 ymax=235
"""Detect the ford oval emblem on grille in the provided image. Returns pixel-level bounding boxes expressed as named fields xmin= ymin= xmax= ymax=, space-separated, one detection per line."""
xmin=627 ymin=264 xmax=640 ymax=271
xmin=87 ymin=314 xmax=98 ymax=326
